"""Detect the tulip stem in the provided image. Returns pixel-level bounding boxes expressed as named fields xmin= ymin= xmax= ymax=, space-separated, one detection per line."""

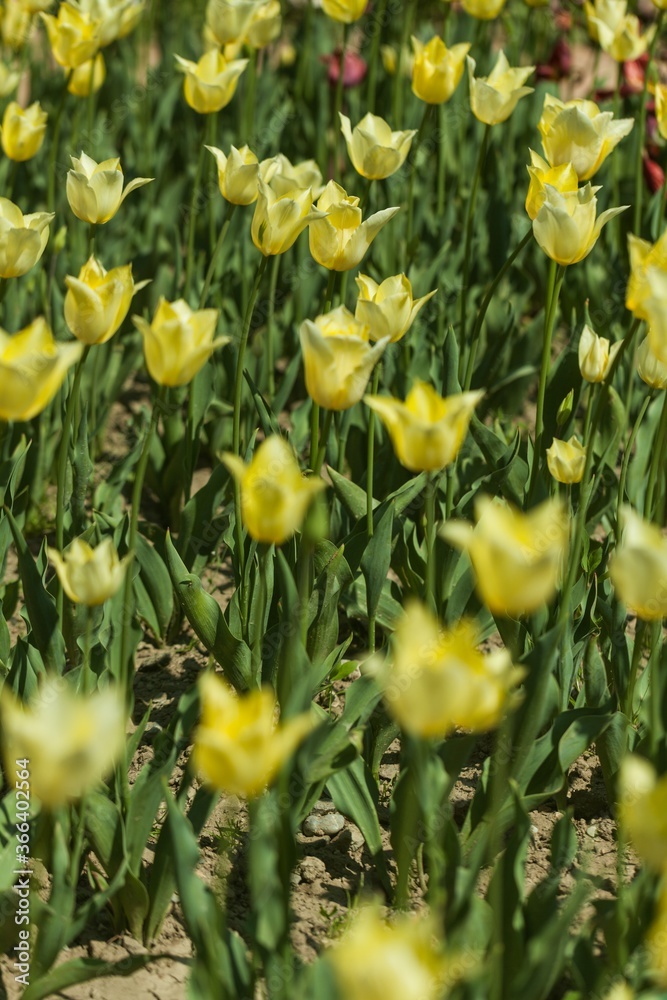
xmin=88 ymin=224 xmax=96 ymax=259
xmin=266 ymin=253 xmax=281 ymax=398
xmin=81 ymin=605 xmax=94 ymax=695
xmin=314 ymin=408 xmax=333 ymax=477
xmin=184 ymin=122 xmax=208 ymax=303
xmin=366 ymin=0 xmax=388 ymax=113
xmin=244 ymin=48 xmax=258 ymax=145
xmin=199 ymin=202 xmax=235 ymax=309
xmin=617 ymin=392 xmax=652 ymax=535
xmin=405 ymin=103 xmax=432 ymax=272
xmin=252 ymin=545 xmax=270 ymax=688
xmin=332 ymin=25 xmax=349 ymax=175
xmin=528 ymin=259 xmax=564 ymax=502
xmin=392 ymin=0 xmax=416 ymax=125
xmin=366 ymin=367 xmax=381 ymax=540
xmin=463 ymin=227 xmax=533 ymax=391
xmin=634 ymin=11 xmax=663 ymax=236
xmin=424 ymin=472 xmax=438 ymax=613
xmin=458 ymin=123 xmax=490 ymax=349
xmin=47 ymin=69 xmax=74 ymax=214
xmin=644 ymin=388 xmax=667 ymax=520
xmin=323 ymin=269 xmax=337 ymax=313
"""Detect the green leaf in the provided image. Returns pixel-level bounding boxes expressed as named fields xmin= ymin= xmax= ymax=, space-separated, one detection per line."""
xmin=361 ymin=503 xmax=394 ymax=622
xmin=134 ymin=534 xmax=174 ymax=640
xmin=327 ymin=757 xmax=391 ymax=895
xmin=23 ymin=955 xmax=167 ymax=1000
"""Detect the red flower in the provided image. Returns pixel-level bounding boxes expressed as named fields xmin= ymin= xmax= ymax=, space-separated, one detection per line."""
xmin=644 ymin=153 xmax=665 ymax=193
xmin=322 ymin=48 xmax=367 ymax=88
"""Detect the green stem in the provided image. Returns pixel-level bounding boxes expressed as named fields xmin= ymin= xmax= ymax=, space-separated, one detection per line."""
xmin=243 ymin=48 xmax=258 ymax=142
xmin=624 ymin=619 xmax=646 ymax=720
xmin=333 ymin=25 xmax=349 ymax=173
xmin=425 ymin=472 xmax=438 ymax=613
xmin=88 ymin=223 xmax=96 ymax=259
xmin=310 ymin=401 xmax=320 ymax=471
xmin=323 ymin=269 xmax=337 ymax=313
xmin=634 ymin=11 xmax=664 ymax=235
xmin=528 ymin=259 xmax=564 ymax=501
xmin=649 ymin=620 xmax=662 ymax=757
xmin=366 ymin=0 xmax=388 ymax=113
xmin=436 ymin=103 xmax=446 ymax=218
xmin=47 ymin=70 xmax=74 ymax=213
xmin=617 ymin=392 xmax=652 ymax=534
xmin=252 ymin=545 xmax=270 ymax=688
xmin=392 ymin=0 xmax=415 ymax=125
xmin=266 ymin=253 xmax=281 ymax=397
xmin=644 ymin=389 xmax=667 ymax=519
xmin=366 ymin=367 xmax=380 ymax=539
xmin=184 ymin=121 xmax=208 ymax=302
xmin=81 ymin=604 xmax=93 ymax=695
xmin=458 ymin=124 xmax=490 ymax=348
xmin=199 ymin=202 xmax=235 ymax=309
xmin=404 ymin=103 xmax=431 ymax=271
xmin=313 ymin=408 xmax=333 ymax=476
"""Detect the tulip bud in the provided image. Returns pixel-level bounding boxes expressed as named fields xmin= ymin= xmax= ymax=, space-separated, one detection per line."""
xmin=636 ymin=335 xmax=667 ymax=390
xmin=0 ymin=101 xmax=47 ymax=161
xmin=207 ymin=144 xmax=260 ymax=205
xmin=556 ymin=389 xmax=574 ymax=426
xmin=174 ymin=49 xmax=248 ymax=114
xmin=410 ymin=36 xmax=470 ymax=105
xmin=48 ymin=537 xmax=130 ymax=605
xmin=610 ymin=506 xmax=667 ymax=620
xmin=64 ymin=256 xmax=149 ymax=345
xmin=467 ymin=50 xmax=534 ymax=126
xmin=0 ymin=316 xmax=82 ymax=421
xmin=133 ymin=298 xmax=226 ymax=387
xmin=66 ymin=152 xmax=153 ymax=224
xmin=578 ymin=324 xmax=622 ymax=383
xmin=546 ymin=435 xmax=586 ymax=484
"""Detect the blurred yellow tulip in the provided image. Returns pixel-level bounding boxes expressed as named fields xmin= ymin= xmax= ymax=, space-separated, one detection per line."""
xmin=207 ymin=144 xmax=260 ymax=205
xmin=585 ymin=0 xmax=654 ymax=61
xmin=48 ymin=537 xmax=130 ymax=605
xmin=206 ymin=0 xmax=265 ymax=45
xmin=133 ymin=298 xmax=226 ymax=387
xmin=610 ymin=506 xmax=667 ymax=621
xmin=251 ymin=177 xmax=324 ymax=256
xmin=626 ymin=230 xmax=667 ymax=321
xmin=0 ymin=678 xmax=125 ymax=807
xmin=461 ymin=0 xmax=507 ymax=17
xmin=647 ymin=883 xmax=667 ymax=987
xmin=245 ymin=0 xmax=281 ymax=47
xmin=41 ymin=2 xmax=100 ymax=68
xmin=174 ymin=49 xmax=248 ymax=114
xmin=364 ymin=382 xmax=483 ymax=473
xmin=525 ymin=150 xmax=578 ymax=221
xmin=618 ymin=755 xmax=667 ymax=871
xmin=321 ymin=0 xmax=366 ymax=23
xmin=340 ymin=112 xmax=416 ymax=180
xmin=655 ymin=83 xmax=667 ymax=142
xmin=546 ymin=436 xmax=586 ymax=484
xmin=68 ymin=52 xmax=106 ymax=96
xmin=193 ymin=672 xmax=314 ymax=798
xmin=309 ymin=180 xmax=399 ymax=272
xmin=441 ymin=496 xmax=569 ymax=616
xmin=467 ymin=50 xmax=534 ymax=126
xmin=410 ymin=36 xmax=470 ymax=104
xmin=72 ymin=0 xmax=145 ymax=47
xmin=0 ymin=198 xmax=53 ymax=277
xmin=222 ymin=435 xmax=325 ymax=545
xmin=636 ymin=336 xmax=667 ymax=390
xmin=0 ymin=101 xmax=47 ymax=161
xmin=66 ymin=152 xmax=153 ymax=224
xmin=532 ymin=183 xmax=627 ymax=266
xmin=537 ymin=94 xmax=633 ymax=181
xmin=299 ymin=306 xmax=389 ymax=411
xmin=0 ymin=61 xmax=21 ymax=97
xmin=0 ymin=317 xmax=82 ymax=421
xmin=3 ymin=0 xmax=32 ymax=49
xmin=578 ymin=323 xmax=622 ymax=382
xmin=64 ymin=255 xmax=148 ymax=345
xmin=376 ymin=600 xmax=522 ymax=738
xmin=355 ymin=273 xmax=436 ymax=342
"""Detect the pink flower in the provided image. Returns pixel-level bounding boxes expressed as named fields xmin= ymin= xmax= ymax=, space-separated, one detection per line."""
xmin=322 ymin=48 xmax=367 ymax=88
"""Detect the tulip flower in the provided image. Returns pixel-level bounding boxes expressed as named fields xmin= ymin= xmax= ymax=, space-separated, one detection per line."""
xmin=328 ymin=904 xmax=448 ymax=1000
xmin=655 ymin=83 xmax=667 ymax=142
xmin=461 ymin=0 xmax=507 ymax=17
xmin=0 ymin=101 xmax=47 ymax=161
xmin=175 ymin=49 xmax=248 ymax=114
xmin=207 ymin=144 xmax=260 ymax=205
xmin=193 ymin=672 xmax=314 ymax=798
xmin=206 ymin=0 xmax=265 ymax=45
xmin=260 ymin=152 xmax=324 ymax=198
xmin=636 ymin=336 xmax=667 ymax=390
xmin=355 ymin=273 xmax=436 ymax=342
xmin=546 ymin=436 xmax=586 ymax=484
xmin=626 ymin=231 xmax=667 ymax=321
xmin=251 ymin=178 xmax=324 ymax=256
xmin=222 ymin=435 xmax=325 ymax=545
xmin=48 ymin=537 xmax=130 ymax=605
xmin=410 ymin=36 xmax=470 ymax=105
xmin=584 ymin=0 xmax=654 ymax=62
xmin=321 ymin=0 xmax=366 ymax=23
xmin=0 ymin=198 xmax=53 ymax=277
xmin=376 ymin=600 xmax=522 ymax=738
xmin=66 ymin=152 xmax=153 ymax=224
xmin=309 ymin=180 xmax=399 ymax=272
xmin=0 ymin=317 xmax=82 ymax=422
xmin=382 ymin=44 xmax=413 ymax=78
xmin=339 ymin=112 xmax=416 ymax=180
xmin=0 ymin=62 xmax=21 ymax=98
xmin=532 ymin=183 xmax=627 ymax=266
xmin=466 ymin=50 xmax=534 ymax=126
xmin=364 ymin=382 xmax=483 ymax=473
xmin=578 ymin=324 xmax=622 ymax=383
xmin=72 ymin=0 xmax=145 ymax=47
xmin=618 ymin=755 xmax=667 ymax=871
xmin=525 ymin=150 xmax=578 ymax=221
xmin=647 ymin=883 xmax=667 ymax=987
xmin=68 ymin=53 xmax=106 ymax=96
xmin=0 ymin=679 xmax=125 ymax=807
xmin=537 ymin=94 xmax=634 ymax=181
xmin=299 ymin=306 xmax=389 ymax=411
xmin=40 ymin=3 xmax=100 ymax=68
xmin=64 ymin=256 xmax=149 ymax=345
xmin=610 ymin=506 xmax=667 ymax=621
xmin=2 ymin=2 xmax=32 ymax=50
xmin=441 ymin=496 xmax=569 ymax=616
xmin=133 ymin=298 xmax=226 ymax=387
xmin=245 ymin=0 xmax=281 ymax=48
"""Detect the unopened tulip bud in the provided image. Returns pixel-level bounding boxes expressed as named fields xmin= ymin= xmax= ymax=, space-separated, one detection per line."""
xmin=48 ymin=537 xmax=130 ymax=605
xmin=546 ymin=435 xmax=586 ymax=484
xmin=578 ymin=324 xmax=622 ymax=382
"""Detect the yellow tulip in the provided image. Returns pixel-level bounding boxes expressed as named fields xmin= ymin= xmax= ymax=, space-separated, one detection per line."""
xmin=205 ymin=0 xmax=265 ymax=45
xmin=40 ymin=3 xmax=100 ymax=68
xmin=0 ymin=317 xmax=82 ymax=422
xmin=537 ymin=94 xmax=634 ymax=181
xmin=655 ymin=83 xmax=667 ymax=142
xmin=441 ymin=496 xmax=569 ymax=616
xmin=0 ymin=100 xmax=47 ymax=161
xmin=327 ymin=904 xmax=448 ymax=1000
xmin=260 ymin=152 xmax=324 ymax=198
xmin=578 ymin=323 xmax=622 ymax=383
xmin=410 ymin=36 xmax=470 ymax=105
xmin=72 ymin=0 xmax=145 ymax=47
xmin=340 ymin=112 xmax=416 ymax=180
xmin=618 ymin=755 xmax=667 ymax=871
xmin=626 ymin=231 xmax=667 ymax=322
xmin=174 ymin=49 xmax=248 ymax=114
xmin=461 ymin=0 xmax=507 ymax=17
xmin=245 ymin=0 xmax=281 ymax=48
xmin=636 ymin=336 xmax=667 ymax=390
xmin=0 ymin=61 xmax=21 ymax=98
xmin=309 ymin=180 xmax=399 ymax=272
xmin=133 ymin=298 xmax=226 ymax=387
xmin=66 ymin=152 xmax=153 ymax=224
xmin=206 ymin=144 xmax=260 ymax=205
xmin=299 ymin=306 xmax=389 ymax=411
xmin=532 ymin=183 xmax=627 ymax=266
xmin=381 ymin=44 xmax=414 ymax=78
xmin=467 ymin=50 xmax=534 ymax=126
xmin=321 ymin=0 xmax=366 ymax=23
xmin=64 ymin=255 xmax=148 ymax=345
xmin=2 ymin=0 xmax=32 ymax=50
xmin=584 ymin=0 xmax=654 ymax=61
xmin=222 ymin=435 xmax=325 ymax=545
xmin=251 ymin=177 xmax=324 ymax=256
xmin=48 ymin=537 xmax=130 ymax=605
xmin=355 ymin=273 xmax=436 ymax=343
xmin=364 ymin=382 xmax=483 ymax=473
xmin=0 ymin=678 xmax=125 ymax=808
xmin=610 ymin=506 xmax=667 ymax=621
xmin=525 ymin=150 xmax=578 ymax=221
xmin=0 ymin=198 xmax=53 ymax=277
xmin=68 ymin=52 xmax=106 ymax=96
xmin=377 ymin=600 xmax=522 ymax=738
xmin=193 ymin=672 xmax=314 ymax=798
xmin=647 ymin=883 xmax=667 ymax=987
xmin=546 ymin=436 xmax=586 ymax=484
